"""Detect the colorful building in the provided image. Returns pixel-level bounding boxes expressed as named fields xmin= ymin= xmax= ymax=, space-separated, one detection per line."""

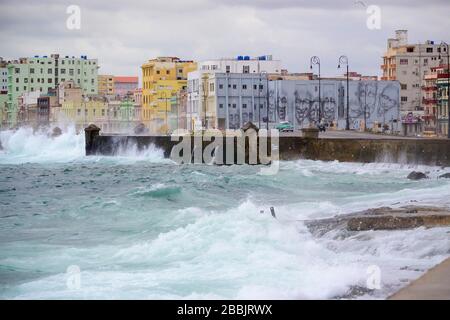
xmin=114 ymin=76 xmax=138 ymax=97
xmin=6 ymin=54 xmax=98 ymax=127
xmin=141 ymin=57 xmax=196 ymax=134
xmin=98 ymin=75 xmax=114 ymax=96
xmin=422 ymin=67 xmax=439 ymax=134
xmin=437 ymin=65 xmax=449 ymax=136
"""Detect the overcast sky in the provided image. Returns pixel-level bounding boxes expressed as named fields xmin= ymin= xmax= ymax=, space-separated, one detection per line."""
xmin=1 ymin=0 xmax=449 ymax=81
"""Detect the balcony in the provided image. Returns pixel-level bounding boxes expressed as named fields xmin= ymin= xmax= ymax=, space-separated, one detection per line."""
xmin=421 ymin=85 xmax=437 ymax=91
xmin=422 ymin=98 xmax=438 ymax=105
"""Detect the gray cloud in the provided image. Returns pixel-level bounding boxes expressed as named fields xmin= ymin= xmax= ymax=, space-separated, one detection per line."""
xmin=0 ymin=0 xmax=449 ymax=80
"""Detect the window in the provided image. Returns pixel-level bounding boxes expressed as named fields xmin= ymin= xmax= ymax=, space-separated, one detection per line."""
xmin=24 ymin=78 xmax=28 ymax=83
xmin=48 ymin=68 xmax=52 ymax=74
xmin=166 ymin=70 xmax=170 ymax=75
xmin=61 ymin=69 xmax=66 ymax=74
xmin=219 ymin=84 xmax=223 ymax=89
xmin=253 ymin=85 xmax=257 ymax=90
xmin=407 ymin=47 xmax=414 ymax=53
xmin=260 ymin=104 xmax=264 ymax=109
xmin=426 ymin=47 xmax=433 ymax=53
xmin=401 ymin=84 xmax=407 ymax=90
xmin=30 ymin=68 xmax=35 ymax=74
xmin=156 ymin=70 xmax=160 ymax=74
xmin=48 ymin=78 xmax=52 ymax=83
xmin=232 ymin=84 xmax=237 ymax=89
xmin=243 ymin=103 xmax=247 ymax=109
xmin=226 ymin=66 xmax=231 ymax=73
xmin=243 ymin=66 xmax=250 ymax=74
xmin=400 ymin=59 xmax=408 ymax=65
xmin=219 ymin=104 xmax=224 ymax=108
xmin=232 ymin=104 xmax=236 ymax=108
xmin=15 ymin=78 xmax=19 ymax=83
xmin=259 ymin=84 xmax=263 ymax=90
xmin=77 ymin=109 xmax=81 ymax=116
xmin=242 ymin=84 xmax=247 ymax=90
xmin=401 ymin=96 xmax=408 ymax=102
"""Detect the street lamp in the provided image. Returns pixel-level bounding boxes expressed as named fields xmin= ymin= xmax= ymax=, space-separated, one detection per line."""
xmin=310 ymin=56 xmax=321 ymax=125
xmin=438 ymin=41 xmax=450 ymax=138
xmin=338 ymin=55 xmax=350 ymax=130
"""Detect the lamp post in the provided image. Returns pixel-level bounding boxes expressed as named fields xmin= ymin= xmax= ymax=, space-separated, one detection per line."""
xmin=338 ymin=55 xmax=350 ymax=130
xmin=439 ymin=41 xmax=450 ymax=138
xmin=310 ymin=56 xmax=321 ymax=125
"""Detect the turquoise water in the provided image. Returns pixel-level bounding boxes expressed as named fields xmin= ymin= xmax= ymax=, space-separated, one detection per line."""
xmin=0 ymin=127 xmax=449 ymax=299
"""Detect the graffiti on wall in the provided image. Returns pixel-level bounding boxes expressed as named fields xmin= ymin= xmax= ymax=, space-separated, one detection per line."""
xmin=270 ymin=81 xmax=399 ymax=130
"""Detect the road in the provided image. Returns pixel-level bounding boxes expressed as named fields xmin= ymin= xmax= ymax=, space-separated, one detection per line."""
xmin=279 ymin=130 xmax=446 ymax=140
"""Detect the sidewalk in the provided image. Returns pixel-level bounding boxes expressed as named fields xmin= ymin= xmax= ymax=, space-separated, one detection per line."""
xmin=389 ymin=258 xmax=450 ymax=300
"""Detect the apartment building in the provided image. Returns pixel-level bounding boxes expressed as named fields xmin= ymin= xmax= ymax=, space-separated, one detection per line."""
xmin=6 ymin=54 xmax=98 ymax=127
xmin=114 ymin=76 xmax=138 ymax=97
xmin=0 ymin=58 xmax=7 ymax=128
xmin=436 ymin=65 xmax=449 ymax=136
xmin=141 ymin=57 xmax=196 ymax=134
xmin=98 ymin=75 xmax=114 ymax=96
xmin=381 ymin=30 xmax=447 ymax=135
xmin=187 ymin=55 xmax=282 ymax=130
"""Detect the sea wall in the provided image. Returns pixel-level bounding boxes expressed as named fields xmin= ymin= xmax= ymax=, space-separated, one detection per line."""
xmin=85 ymin=127 xmax=450 ymax=166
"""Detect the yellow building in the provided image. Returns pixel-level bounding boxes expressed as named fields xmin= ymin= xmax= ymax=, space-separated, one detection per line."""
xmin=98 ymin=75 xmax=115 ymax=96
xmin=141 ymin=57 xmax=196 ymax=133
xmin=61 ymin=99 xmax=108 ymax=131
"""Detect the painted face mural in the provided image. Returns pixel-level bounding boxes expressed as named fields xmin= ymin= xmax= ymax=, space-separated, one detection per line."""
xmin=353 ymin=82 xmax=378 ymax=119
xmin=378 ymin=84 xmax=399 ymax=118
xmin=294 ymin=90 xmax=311 ymax=126
xmin=322 ymin=96 xmax=336 ymax=122
xmin=278 ymin=96 xmax=287 ymax=121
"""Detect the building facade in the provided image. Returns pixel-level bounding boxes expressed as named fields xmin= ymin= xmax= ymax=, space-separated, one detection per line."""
xmin=436 ymin=65 xmax=449 ymax=136
xmin=114 ymin=76 xmax=139 ymax=97
xmin=6 ymin=54 xmax=98 ymax=127
xmin=421 ymin=67 xmax=439 ymax=134
xmin=98 ymin=75 xmax=114 ymax=96
xmin=141 ymin=57 xmax=197 ymax=133
xmin=187 ymin=55 xmax=282 ymax=130
xmin=381 ymin=30 xmax=447 ymax=135
xmin=188 ymin=73 xmax=400 ymax=133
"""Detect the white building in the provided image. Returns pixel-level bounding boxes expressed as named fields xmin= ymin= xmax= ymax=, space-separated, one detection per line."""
xmin=187 ymin=55 xmax=283 ymax=130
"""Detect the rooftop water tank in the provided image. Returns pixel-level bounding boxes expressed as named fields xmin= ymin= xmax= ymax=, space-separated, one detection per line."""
xmin=244 ymin=56 xmax=250 ymax=60
xmin=237 ymin=56 xmax=244 ymax=60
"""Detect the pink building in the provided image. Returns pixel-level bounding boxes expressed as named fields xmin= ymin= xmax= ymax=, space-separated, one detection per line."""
xmin=114 ymin=76 xmax=139 ymax=97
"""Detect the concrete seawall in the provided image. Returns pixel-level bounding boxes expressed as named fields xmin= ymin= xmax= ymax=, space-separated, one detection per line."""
xmin=85 ymin=127 xmax=450 ymax=166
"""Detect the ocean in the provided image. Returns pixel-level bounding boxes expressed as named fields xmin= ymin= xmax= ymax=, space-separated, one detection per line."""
xmin=0 ymin=127 xmax=449 ymax=299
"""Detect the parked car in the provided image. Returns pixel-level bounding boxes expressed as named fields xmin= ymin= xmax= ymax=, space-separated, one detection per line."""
xmin=276 ymin=121 xmax=294 ymax=132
